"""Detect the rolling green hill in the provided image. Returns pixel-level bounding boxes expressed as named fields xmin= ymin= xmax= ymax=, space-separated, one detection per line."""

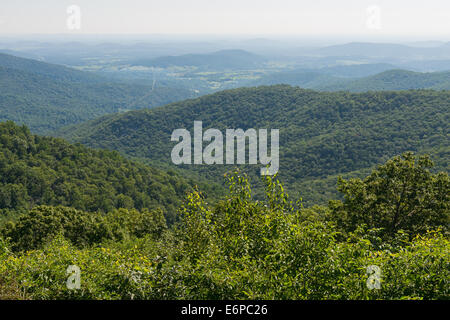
xmin=57 ymin=85 xmax=450 ymax=206
xmin=318 ymin=70 xmax=450 ymax=91
xmin=0 ymin=52 xmax=103 ymax=83
xmin=312 ymin=42 xmax=450 ymax=59
xmin=0 ymin=121 xmax=194 ymax=224
xmin=131 ymin=49 xmax=267 ymax=69
xmin=314 ymin=63 xmax=399 ymax=78
xmin=0 ymin=53 xmax=197 ymax=134
xmin=248 ymin=70 xmax=343 ymax=88
xmin=249 ymin=68 xmax=450 ymax=92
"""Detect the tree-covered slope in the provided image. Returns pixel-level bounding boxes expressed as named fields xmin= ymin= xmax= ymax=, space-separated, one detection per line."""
xmin=318 ymin=70 xmax=450 ymax=91
xmin=248 ymin=69 xmax=450 ymax=92
xmin=315 ymin=63 xmax=399 ymax=78
xmin=1 ymin=161 xmax=448 ymax=300
xmin=0 ymin=52 xmax=103 ymax=83
xmin=248 ymin=71 xmax=343 ymax=88
xmin=0 ymin=121 xmax=193 ymax=223
xmin=132 ymin=49 xmax=266 ymax=69
xmin=0 ymin=54 xmax=197 ymax=134
xmin=57 ymin=85 xmax=450 ymax=205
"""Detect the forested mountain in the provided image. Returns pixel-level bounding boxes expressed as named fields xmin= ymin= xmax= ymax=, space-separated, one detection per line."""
xmin=0 ymin=42 xmax=449 ymax=301
xmin=131 ymin=49 xmax=267 ymax=69
xmin=1 ymin=153 xmax=448 ymax=299
xmin=58 ymin=85 xmax=450 ymax=205
xmin=312 ymin=42 xmax=450 ymax=60
xmin=315 ymin=63 xmax=399 ymax=78
xmin=249 ymin=70 xmax=342 ymax=88
xmin=314 ymin=42 xmax=416 ymax=57
xmin=318 ymin=70 xmax=450 ymax=91
xmin=400 ymin=59 xmax=450 ymax=72
xmin=0 ymin=52 xmax=103 ymax=83
xmin=0 ymin=121 xmax=193 ymax=224
xmin=0 ymin=54 xmax=197 ymax=134
xmin=248 ymin=68 xmax=450 ymax=91
xmin=252 ymin=63 xmax=399 ymax=87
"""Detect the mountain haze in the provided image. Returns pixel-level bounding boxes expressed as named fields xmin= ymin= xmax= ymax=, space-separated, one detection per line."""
xmin=131 ymin=49 xmax=267 ymax=69
xmin=318 ymin=70 xmax=450 ymax=91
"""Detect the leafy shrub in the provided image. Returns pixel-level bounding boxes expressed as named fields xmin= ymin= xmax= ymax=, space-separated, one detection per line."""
xmin=329 ymin=152 xmax=449 ymax=239
xmin=2 ymin=205 xmax=167 ymax=251
xmin=0 ymin=162 xmax=448 ymax=300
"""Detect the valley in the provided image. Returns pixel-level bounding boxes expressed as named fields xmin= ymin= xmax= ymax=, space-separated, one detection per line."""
xmin=0 ymin=35 xmax=448 ymax=301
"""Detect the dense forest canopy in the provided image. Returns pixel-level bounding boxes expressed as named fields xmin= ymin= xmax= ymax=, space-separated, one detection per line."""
xmin=2 ymin=52 xmax=449 ymax=135
xmin=0 ymin=53 xmax=197 ymax=134
xmin=318 ymin=70 xmax=450 ymax=91
xmin=0 ymin=52 xmax=104 ymax=83
xmin=0 ymin=154 xmax=448 ymax=300
xmin=0 ymin=46 xmax=448 ymax=301
xmin=58 ymin=85 xmax=450 ymax=206
xmin=0 ymin=121 xmax=193 ymax=224
xmin=250 ymin=69 xmax=450 ymax=91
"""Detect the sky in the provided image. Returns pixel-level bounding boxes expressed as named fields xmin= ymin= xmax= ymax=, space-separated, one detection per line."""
xmin=0 ymin=0 xmax=449 ymax=38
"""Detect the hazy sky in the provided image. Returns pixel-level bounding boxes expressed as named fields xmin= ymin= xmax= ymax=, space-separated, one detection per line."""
xmin=1 ymin=0 xmax=449 ymax=38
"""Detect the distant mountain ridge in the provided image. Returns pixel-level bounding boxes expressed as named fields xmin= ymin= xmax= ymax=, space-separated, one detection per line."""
xmin=318 ymin=69 xmax=450 ymax=91
xmin=311 ymin=42 xmax=450 ymax=60
xmin=0 ymin=52 xmax=103 ymax=83
xmin=0 ymin=53 xmax=197 ymax=133
xmin=131 ymin=49 xmax=267 ymax=69
xmin=248 ymin=67 xmax=450 ymax=91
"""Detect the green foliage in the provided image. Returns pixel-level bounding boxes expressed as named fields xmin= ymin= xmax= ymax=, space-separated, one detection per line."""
xmin=2 ymin=206 xmax=109 ymax=251
xmin=0 ymin=53 xmax=197 ymax=134
xmin=369 ymin=231 xmax=449 ymax=300
xmin=1 ymin=205 xmax=167 ymax=251
xmin=105 ymin=207 xmax=167 ymax=240
xmin=0 ymin=121 xmax=191 ymax=223
xmin=59 ymin=85 xmax=450 ymax=206
xmin=1 ymin=52 xmax=448 ymax=301
xmin=0 ymin=168 xmax=448 ymax=300
xmin=329 ymin=152 xmax=449 ymax=239
xmin=167 ymin=173 xmax=448 ymax=300
xmin=0 ymin=236 xmax=158 ymax=299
